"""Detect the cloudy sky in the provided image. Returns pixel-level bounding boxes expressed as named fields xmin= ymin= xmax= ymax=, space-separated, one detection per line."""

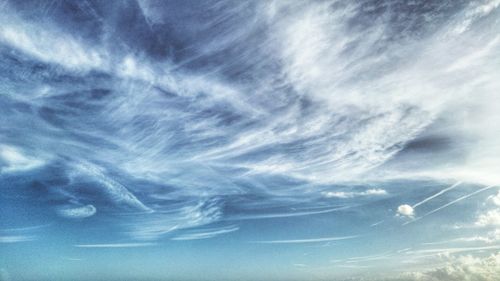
xmin=0 ymin=0 xmax=499 ymax=280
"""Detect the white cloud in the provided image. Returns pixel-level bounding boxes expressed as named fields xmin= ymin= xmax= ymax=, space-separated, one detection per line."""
xmin=74 ymin=162 xmax=152 ymax=213
xmin=228 ymin=205 xmax=350 ymax=220
xmin=350 ymin=252 xmax=500 ymax=281
xmin=427 ymin=244 xmax=500 ymax=253
xmin=128 ymin=198 xmax=222 ymax=240
xmin=0 ymin=145 xmax=45 ymax=173
xmin=412 ymin=182 xmax=462 ymax=208
xmin=422 ymin=230 xmax=500 ymax=245
xmin=57 ymin=205 xmax=96 ymax=219
xmin=404 ymin=185 xmax=497 ymax=225
xmin=1 ymin=224 xmax=51 ymax=232
xmin=0 ymin=235 xmax=35 ymax=243
xmin=0 ymin=18 xmax=106 ymax=72
xmin=171 ymin=225 xmax=239 ymax=241
xmin=488 ymin=191 xmax=500 ymax=206
xmin=74 ymin=243 xmax=155 ymax=248
xmin=397 ymin=204 xmax=415 ymax=217
xmin=476 ymin=209 xmax=500 ymax=227
xmin=402 ymin=253 xmax=500 ymax=281
xmin=323 ymin=189 xmax=387 ymax=199
xmin=253 ymin=235 xmax=359 ymax=244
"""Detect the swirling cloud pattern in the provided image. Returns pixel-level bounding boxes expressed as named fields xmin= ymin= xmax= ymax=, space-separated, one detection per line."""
xmin=1 ymin=1 xmax=499 ymax=280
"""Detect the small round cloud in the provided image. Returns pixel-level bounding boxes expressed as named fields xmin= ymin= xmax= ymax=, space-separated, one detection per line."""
xmin=397 ymin=204 xmax=414 ymax=217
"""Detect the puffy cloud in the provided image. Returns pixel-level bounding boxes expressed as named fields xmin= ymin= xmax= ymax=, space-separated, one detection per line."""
xmin=477 ymin=229 xmax=500 ymax=243
xmin=475 ymin=209 xmax=500 ymax=227
xmin=397 ymin=204 xmax=415 ymax=217
xmin=488 ymin=191 xmax=500 ymax=206
xmin=323 ymin=189 xmax=387 ymax=199
xmin=474 ymin=188 xmax=500 ymax=227
xmin=402 ymin=253 xmax=500 ymax=281
xmin=345 ymin=253 xmax=500 ymax=281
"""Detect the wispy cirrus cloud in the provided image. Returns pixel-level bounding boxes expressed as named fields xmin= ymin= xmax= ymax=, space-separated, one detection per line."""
xmin=0 ymin=144 xmax=46 ymax=173
xmin=172 ymin=225 xmax=239 ymax=241
xmin=323 ymin=189 xmax=387 ymax=199
xmin=0 ymin=235 xmax=36 ymax=243
xmin=74 ymin=243 xmax=156 ymax=248
xmin=0 ymin=223 xmax=50 ymax=243
xmin=1 ymin=0 xmax=500 ymax=279
xmin=73 ymin=162 xmax=152 ymax=213
xmin=422 ymin=230 xmax=500 ymax=245
xmin=227 ymin=205 xmax=352 ymax=221
xmin=57 ymin=204 xmax=96 ymax=219
xmin=253 ymin=235 xmax=360 ymax=244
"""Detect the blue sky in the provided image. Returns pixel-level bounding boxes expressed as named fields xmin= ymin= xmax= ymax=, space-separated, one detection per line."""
xmin=1 ymin=1 xmax=500 ymax=280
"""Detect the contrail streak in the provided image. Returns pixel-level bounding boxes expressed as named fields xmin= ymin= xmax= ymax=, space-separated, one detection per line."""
xmin=412 ymin=181 xmax=463 ymax=208
xmin=74 ymin=243 xmax=156 ymax=248
xmin=252 ymin=235 xmax=360 ymax=244
xmin=404 ymin=185 xmax=497 ymax=225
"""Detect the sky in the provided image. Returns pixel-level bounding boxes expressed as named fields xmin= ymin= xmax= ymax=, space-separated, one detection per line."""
xmin=0 ymin=0 xmax=500 ymax=280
